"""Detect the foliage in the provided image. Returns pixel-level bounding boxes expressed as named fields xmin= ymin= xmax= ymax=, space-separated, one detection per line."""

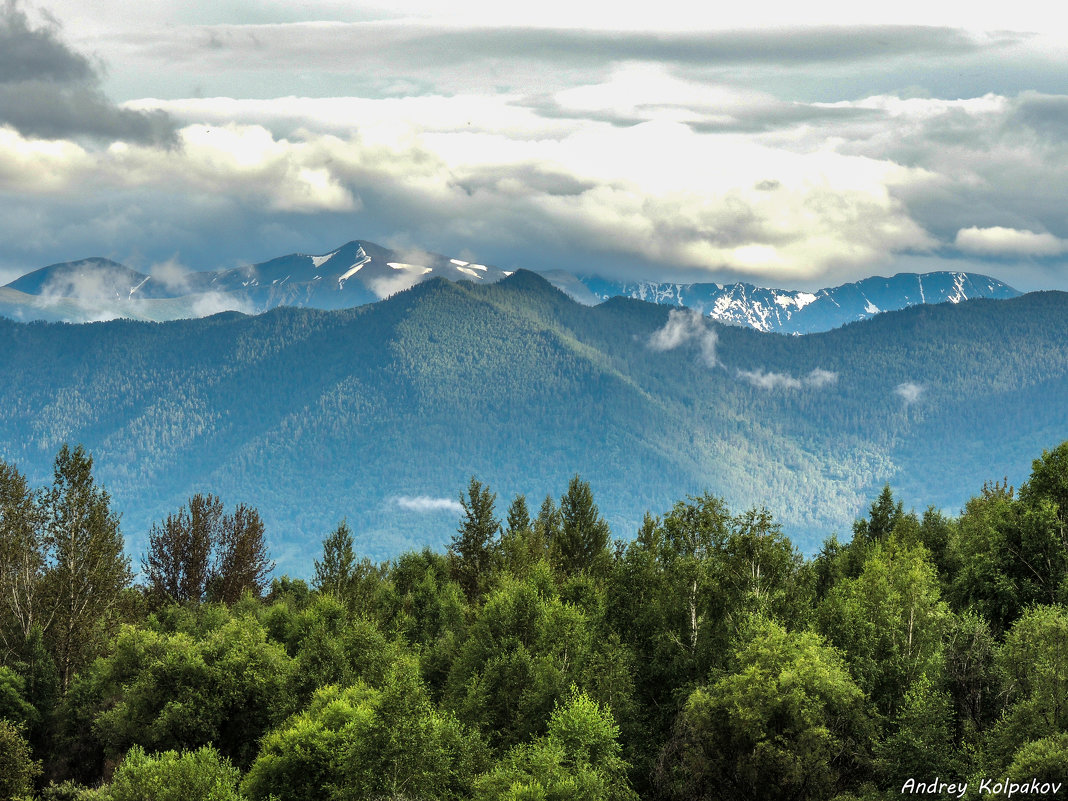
xmin=2 ymin=441 xmax=1068 ymax=800
xmin=553 ymin=477 xmax=611 ymax=578
xmin=998 ymin=734 xmax=1068 ymax=796
xmin=984 ymin=604 xmax=1068 ymax=774
xmin=0 ymin=447 xmax=132 ymax=694
xmin=657 ymin=617 xmax=873 ymax=801
xmin=142 ymin=494 xmax=221 ymax=606
xmin=0 ymin=666 xmax=37 ymax=729
xmin=873 ymin=674 xmax=963 ymax=786
xmin=83 ymin=613 xmax=294 ymax=769
xmin=0 ymin=720 xmax=41 ymax=801
xmin=474 ymin=690 xmax=637 ymax=801
xmin=204 ymin=503 xmax=274 ymax=604
xmin=243 ymin=662 xmax=488 ymax=801
xmin=450 ymin=478 xmax=501 ymax=602
xmin=42 ymin=444 xmax=134 ymax=691
xmin=819 ymin=537 xmax=949 ymax=719
xmin=107 ymin=745 xmax=244 ymax=801
xmin=313 ymin=521 xmax=356 ymax=599
xmin=0 ymin=460 xmax=44 ymax=661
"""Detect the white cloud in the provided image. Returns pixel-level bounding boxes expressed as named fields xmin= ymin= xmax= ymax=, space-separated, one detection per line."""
xmin=647 ymin=308 xmax=718 ymax=366
xmin=366 ymin=270 xmax=426 ymax=299
xmin=955 ymin=226 xmax=1066 ymax=257
xmin=395 ymin=495 xmax=463 ymax=513
xmin=805 ymin=368 xmax=839 ymax=388
xmin=112 ymin=87 xmax=942 ymax=284
xmin=187 ymin=292 xmax=255 ymax=317
xmin=894 ymin=382 xmax=924 ymax=404
xmin=0 ymin=125 xmax=91 ymax=193
xmin=8 ymin=6 xmax=1068 ymax=292
xmin=738 ymin=367 xmax=838 ymax=390
xmin=0 ymin=123 xmax=356 ymax=215
xmin=149 ymin=257 xmax=193 ymax=292
xmin=37 ymin=263 xmax=133 ymax=301
xmin=739 ymin=368 xmax=802 ymax=390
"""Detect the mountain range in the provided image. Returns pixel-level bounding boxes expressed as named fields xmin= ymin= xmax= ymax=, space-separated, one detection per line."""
xmin=1 ymin=239 xmax=1019 ymax=333
xmin=0 ymin=268 xmax=1064 ymax=575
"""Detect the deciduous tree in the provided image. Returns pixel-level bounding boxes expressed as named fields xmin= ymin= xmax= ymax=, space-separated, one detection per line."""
xmin=142 ymin=494 xmax=221 ymax=605
xmin=41 ymin=445 xmax=131 ymax=690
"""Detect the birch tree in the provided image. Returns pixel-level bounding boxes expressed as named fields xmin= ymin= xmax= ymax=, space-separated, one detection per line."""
xmin=41 ymin=444 xmax=131 ymax=690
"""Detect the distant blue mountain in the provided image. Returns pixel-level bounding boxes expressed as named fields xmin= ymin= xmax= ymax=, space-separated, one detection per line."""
xmin=1 ymin=240 xmax=1019 ymax=332
xmin=578 ymin=272 xmax=1020 ymax=334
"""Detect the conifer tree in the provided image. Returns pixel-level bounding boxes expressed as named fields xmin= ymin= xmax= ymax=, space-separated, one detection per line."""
xmin=534 ymin=494 xmax=560 ymax=551
xmin=854 ymin=484 xmax=904 ymax=544
xmin=501 ymin=494 xmax=551 ymax=576
xmin=313 ymin=520 xmax=356 ymax=599
xmin=552 ymin=476 xmax=610 ymax=577
xmin=450 ymin=478 xmax=500 ymax=602
xmin=505 ymin=494 xmax=530 ymax=536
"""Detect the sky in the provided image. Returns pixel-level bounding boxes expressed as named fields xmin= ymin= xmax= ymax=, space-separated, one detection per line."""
xmin=2 ymin=0 xmax=1068 ymax=291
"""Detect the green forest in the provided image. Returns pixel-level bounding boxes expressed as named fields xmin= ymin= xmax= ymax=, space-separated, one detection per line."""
xmin=2 ymin=442 xmax=1068 ymax=800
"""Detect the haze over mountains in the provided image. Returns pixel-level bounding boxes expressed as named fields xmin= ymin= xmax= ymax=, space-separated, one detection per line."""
xmin=0 ymin=239 xmax=1019 ymax=333
xmin=0 ymin=267 xmax=1064 ymax=575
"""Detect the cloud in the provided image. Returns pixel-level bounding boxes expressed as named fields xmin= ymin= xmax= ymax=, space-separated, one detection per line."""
xmin=804 ymin=368 xmax=839 ymax=388
xmin=113 ymin=22 xmax=1011 ymax=80
xmin=366 ymin=269 xmax=427 ymax=300
xmin=37 ymin=260 xmax=142 ymax=301
xmin=807 ymin=92 xmax=1068 ymax=274
xmin=187 ymin=291 xmax=255 ymax=317
xmin=0 ymin=1 xmax=176 ymax=144
xmin=148 ymin=257 xmax=193 ymax=292
xmin=0 ymin=105 xmax=938 ymax=286
xmin=395 ymin=495 xmax=463 ymax=513
xmin=954 ymin=226 xmax=1066 ymax=257
xmin=5 ymin=4 xmax=1068 ymax=293
xmin=647 ymin=308 xmax=718 ymax=366
xmin=738 ymin=367 xmax=839 ymax=390
xmin=894 ymin=382 xmax=924 ymax=404
xmin=739 ymin=368 xmax=802 ymax=390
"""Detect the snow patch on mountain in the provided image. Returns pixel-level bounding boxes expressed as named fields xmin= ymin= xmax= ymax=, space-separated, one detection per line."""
xmin=337 ymin=249 xmax=371 ymax=289
xmin=311 ymin=250 xmax=338 ymax=268
xmin=948 ymin=273 xmax=969 ymax=303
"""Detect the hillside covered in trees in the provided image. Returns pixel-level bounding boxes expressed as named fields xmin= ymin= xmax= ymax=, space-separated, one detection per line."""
xmin=2 ymin=443 xmax=1068 ymax=799
xmin=1 ymin=272 xmax=1067 ymax=572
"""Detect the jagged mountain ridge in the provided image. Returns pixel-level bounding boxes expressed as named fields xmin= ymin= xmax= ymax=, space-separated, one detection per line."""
xmin=1 ymin=239 xmax=1018 ymax=332
xmin=581 ymin=271 xmax=1020 ymax=333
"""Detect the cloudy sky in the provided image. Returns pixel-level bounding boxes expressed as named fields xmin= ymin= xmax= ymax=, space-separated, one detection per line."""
xmin=2 ymin=0 xmax=1068 ymax=291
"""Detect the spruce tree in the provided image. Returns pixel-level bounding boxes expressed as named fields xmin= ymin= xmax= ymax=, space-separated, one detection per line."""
xmin=313 ymin=520 xmax=357 ymax=599
xmin=552 ymin=476 xmax=610 ymax=577
xmin=450 ymin=478 xmax=500 ymax=602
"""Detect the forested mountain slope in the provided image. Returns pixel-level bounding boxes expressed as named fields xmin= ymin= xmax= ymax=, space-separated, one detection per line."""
xmin=0 ymin=273 xmax=1064 ymax=573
